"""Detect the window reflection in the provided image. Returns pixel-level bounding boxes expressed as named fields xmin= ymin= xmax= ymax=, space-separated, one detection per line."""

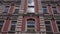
xmin=28 ymin=0 xmax=34 ymax=6
xmin=28 ymin=7 xmax=34 ymax=13
xmin=27 ymin=0 xmax=35 ymax=13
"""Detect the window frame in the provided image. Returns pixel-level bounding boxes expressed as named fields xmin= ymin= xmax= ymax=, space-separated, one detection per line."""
xmin=44 ymin=20 xmax=53 ymax=32
xmin=9 ymin=20 xmax=17 ymax=32
xmin=42 ymin=4 xmax=48 ymax=14
xmin=51 ymin=4 xmax=58 ymax=14
xmin=3 ymin=3 xmax=10 ymax=13
xmin=26 ymin=19 xmax=36 ymax=32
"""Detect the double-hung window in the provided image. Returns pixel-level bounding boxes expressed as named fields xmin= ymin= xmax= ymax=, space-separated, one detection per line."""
xmin=27 ymin=19 xmax=35 ymax=32
xmin=52 ymin=5 xmax=58 ymax=14
xmin=42 ymin=5 xmax=48 ymax=14
xmin=9 ymin=21 xmax=17 ymax=32
xmin=45 ymin=21 xmax=53 ymax=34
xmin=3 ymin=3 xmax=10 ymax=13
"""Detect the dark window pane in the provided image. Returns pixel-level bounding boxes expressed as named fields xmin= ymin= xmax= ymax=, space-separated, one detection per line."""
xmin=10 ymin=21 xmax=16 ymax=31
xmin=3 ymin=6 xmax=9 ymax=13
xmin=28 ymin=6 xmax=34 ymax=8
xmin=42 ymin=6 xmax=47 ymax=8
xmin=42 ymin=6 xmax=47 ymax=14
xmin=10 ymin=25 xmax=16 ymax=31
xmin=45 ymin=21 xmax=50 ymax=24
xmin=46 ymin=25 xmax=52 ymax=31
xmin=14 ymin=9 xmax=19 ymax=14
xmin=5 ymin=6 xmax=9 ymax=8
xmin=11 ymin=21 xmax=17 ymax=25
xmin=56 ymin=21 xmax=60 ymax=24
xmin=0 ymin=21 xmax=4 ymax=32
xmin=43 ymin=9 xmax=47 ymax=14
xmin=0 ymin=21 xmax=4 ymax=24
xmin=52 ymin=6 xmax=58 ymax=14
xmin=27 ymin=21 xmax=35 ymax=24
xmin=27 ymin=25 xmax=35 ymax=28
xmin=0 ymin=25 xmax=2 ymax=32
xmin=58 ymin=26 xmax=60 ymax=31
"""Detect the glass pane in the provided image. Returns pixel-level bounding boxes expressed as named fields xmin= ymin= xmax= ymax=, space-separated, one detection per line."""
xmin=10 ymin=25 xmax=16 ymax=31
xmin=0 ymin=21 xmax=4 ymax=25
xmin=45 ymin=21 xmax=50 ymax=24
xmin=42 ymin=6 xmax=47 ymax=14
xmin=58 ymin=26 xmax=60 ymax=31
xmin=28 ymin=0 xmax=34 ymax=6
xmin=0 ymin=25 xmax=2 ymax=32
xmin=27 ymin=25 xmax=35 ymax=28
xmin=46 ymin=25 xmax=52 ymax=31
xmin=3 ymin=6 xmax=9 ymax=13
xmin=27 ymin=21 xmax=35 ymax=24
xmin=43 ymin=8 xmax=47 ymax=14
xmin=11 ymin=21 xmax=17 ymax=25
xmin=14 ymin=9 xmax=19 ymax=14
xmin=56 ymin=21 xmax=60 ymax=24
xmin=27 ymin=7 xmax=34 ymax=13
xmin=52 ymin=6 xmax=57 ymax=14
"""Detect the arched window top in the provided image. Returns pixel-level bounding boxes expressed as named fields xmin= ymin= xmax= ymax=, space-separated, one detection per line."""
xmin=27 ymin=18 xmax=35 ymax=21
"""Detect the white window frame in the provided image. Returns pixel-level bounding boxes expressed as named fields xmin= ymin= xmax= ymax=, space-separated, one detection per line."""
xmin=26 ymin=19 xmax=36 ymax=32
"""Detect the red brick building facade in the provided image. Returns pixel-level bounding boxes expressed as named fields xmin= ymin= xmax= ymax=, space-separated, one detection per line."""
xmin=0 ymin=0 xmax=60 ymax=34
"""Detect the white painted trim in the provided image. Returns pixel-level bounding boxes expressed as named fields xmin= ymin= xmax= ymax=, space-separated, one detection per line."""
xmin=50 ymin=20 xmax=54 ymax=32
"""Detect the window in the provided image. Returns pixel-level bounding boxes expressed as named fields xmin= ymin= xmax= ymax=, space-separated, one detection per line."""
xmin=10 ymin=21 xmax=17 ymax=32
xmin=3 ymin=5 xmax=10 ymax=13
xmin=42 ymin=5 xmax=48 ymax=14
xmin=27 ymin=7 xmax=34 ymax=13
xmin=0 ymin=21 xmax=4 ymax=32
xmin=52 ymin=5 xmax=58 ymax=14
xmin=45 ymin=21 xmax=52 ymax=32
xmin=27 ymin=19 xmax=35 ymax=32
xmin=56 ymin=21 xmax=60 ymax=32
xmin=14 ymin=9 xmax=19 ymax=14
xmin=27 ymin=0 xmax=35 ymax=13
xmin=28 ymin=0 xmax=34 ymax=6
